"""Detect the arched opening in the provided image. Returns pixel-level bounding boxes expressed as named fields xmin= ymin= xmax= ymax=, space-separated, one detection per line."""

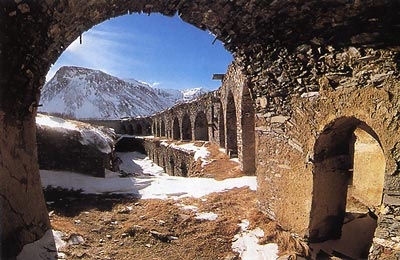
xmin=160 ymin=120 xmax=166 ymax=137
xmin=182 ymin=114 xmax=192 ymax=141
xmin=169 ymin=157 xmax=175 ymax=176
xmin=155 ymin=121 xmax=160 ymax=137
xmin=309 ymin=117 xmax=385 ymax=259
xmin=173 ymin=117 xmax=181 ymax=140
xmin=121 ymin=123 xmax=127 ymax=134
xmin=194 ymin=111 xmax=209 ymax=141
xmin=219 ymin=105 xmax=225 ymax=148
xmin=226 ymin=91 xmax=238 ymax=158
xmin=126 ymin=124 xmax=134 ymax=135
xmin=152 ymin=121 xmax=156 ymax=136
xmin=145 ymin=122 xmax=152 ymax=135
xmin=240 ymin=85 xmax=255 ymax=174
xmin=136 ymin=124 xmax=143 ymax=135
xmin=180 ymin=162 xmax=188 ymax=177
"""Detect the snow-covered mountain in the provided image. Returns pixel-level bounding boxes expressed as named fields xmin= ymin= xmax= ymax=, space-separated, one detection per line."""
xmin=39 ymin=66 xmax=208 ymax=120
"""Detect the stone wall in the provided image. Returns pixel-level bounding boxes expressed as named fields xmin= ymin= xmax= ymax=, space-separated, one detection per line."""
xmin=255 ymin=46 xmax=400 ymax=258
xmin=37 ymin=121 xmax=115 ymax=178
xmin=82 ymin=119 xmax=123 ymax=134
xmin=144 ymin=139 xmax=197 ymax=177
xmin=116 ymin=136 xmax=201 ymax=178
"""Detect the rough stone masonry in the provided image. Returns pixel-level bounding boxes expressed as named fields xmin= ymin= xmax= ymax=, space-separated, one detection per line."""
xmin=1 ymin=0 xmax=400 ymax=258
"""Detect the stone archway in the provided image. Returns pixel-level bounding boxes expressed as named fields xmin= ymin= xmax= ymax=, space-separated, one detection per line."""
xmin=172 ymin=117 xmax=181 ymax=140
xmin=160 ymin=120 xmax=166 ymax=137
xmin=226 ymin=91 xmax=238 ymax=158
xmin=194 ymin=111 xmax=209 ymax=141
xmin=309 ymin=117 xmax=385 ymax=258
xmin=126 ymin=123 xmax=134 ymax=135
xmin=219 ymin=105 xmax=225 ymax=148
xmin=182 ymin=114 xmax=192 ymax=141
xmin=155 ymin=121 xmax=160 ymax=137
xmin=240 ymin=84 xmax=255 ymax=174
xmin=135 ymin=123 xmax=143 ymax=135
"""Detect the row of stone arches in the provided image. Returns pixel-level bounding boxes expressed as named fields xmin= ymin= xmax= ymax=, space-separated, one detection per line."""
xmin=142 ymin=70 xmax=256 ymax=175
xmin=153 ymin=111 xmax=209 ymax=141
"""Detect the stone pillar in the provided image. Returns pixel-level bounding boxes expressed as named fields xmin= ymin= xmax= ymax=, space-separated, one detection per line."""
xmin=0 ymin=115 xmax=51 ymax=258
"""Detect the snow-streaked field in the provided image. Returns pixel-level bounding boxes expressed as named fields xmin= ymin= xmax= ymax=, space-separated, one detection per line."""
xmin=18 ymin=152 xmax=278 ymax=260
xmin=40 ymin=152 xmax=256 ymax=199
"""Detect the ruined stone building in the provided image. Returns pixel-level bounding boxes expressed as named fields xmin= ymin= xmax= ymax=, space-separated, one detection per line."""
xmin=1 ymin=1 xmax=400 ymax=258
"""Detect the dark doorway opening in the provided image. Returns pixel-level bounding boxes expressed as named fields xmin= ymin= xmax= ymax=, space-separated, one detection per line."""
xmin=173 ymin=117 xmax=181 ymax=140
xmin=226 ymin=92 xmax=238 ymax=158
xmin=182 ymin=114 xmax=192 ymax=141
xmin=194 ymin=111 xmax=209 ymax=141
xmin=309 ymin=117 xmax=385 ymax=259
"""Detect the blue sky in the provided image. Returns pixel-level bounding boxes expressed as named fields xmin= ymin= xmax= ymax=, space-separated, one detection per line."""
xmin=47 ymin=13 xmax=233 ymax=90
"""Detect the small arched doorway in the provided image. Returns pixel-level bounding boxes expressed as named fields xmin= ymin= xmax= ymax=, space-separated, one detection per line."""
xmin=173 ymin=117 xmax=181 ymax=140
xmin=155 ymin=121 xmax=160 ymax=137
xmin=240 ymin=84 xmax=255 ymax=174
xmin=182 ymin=114 xmax=192 ymax=141
xmin=126 ymin=123 xmax=133 ymax=135
xmin=194 ymin=111 xmax=209 ymax=141
xmin=160 ymin=120 xmax=166 ymax=137
xmin=219 ymin=105 xmax=225 ymax=148
xmin=135 ymin=124 xmax=143 ymax=135
xmin=226 ymin=91 xmax=238 ymax=158
xmin=309 ymin=117 xmax=385 ymax=258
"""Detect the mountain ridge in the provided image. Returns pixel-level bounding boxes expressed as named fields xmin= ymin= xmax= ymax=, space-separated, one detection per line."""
xmin=39 ymin=66 xmax=208 ymax=120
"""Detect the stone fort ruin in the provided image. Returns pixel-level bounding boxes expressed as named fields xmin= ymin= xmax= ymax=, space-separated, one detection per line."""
xmin=1 ymin=1 xmax=400 ymax=258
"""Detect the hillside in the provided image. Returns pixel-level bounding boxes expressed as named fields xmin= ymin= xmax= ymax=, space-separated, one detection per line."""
xmin=39 ymin=66 xmax=208 ymax=120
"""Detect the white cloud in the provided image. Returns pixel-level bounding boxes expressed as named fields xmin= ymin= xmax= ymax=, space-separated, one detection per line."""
xmin=46 ymin=25 xmax=152 ymax=82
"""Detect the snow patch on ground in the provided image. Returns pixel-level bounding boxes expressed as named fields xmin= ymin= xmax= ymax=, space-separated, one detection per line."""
xmin=230 ymin=158 xmax=240 ymax=163
xmin=232 ymin=219 xmax=279 ymax=260
xmin=40 ymin=152 xmax=257 ymax=200
xmin=17 ymin=230 xmax=67 ymax=260
xmin=176 ymin=203 xmax=198 ymax=212
xmin=117 ymin=152 xmax=166 ymax=176
xmin=195 ymin=212 xmax=218 ymax=221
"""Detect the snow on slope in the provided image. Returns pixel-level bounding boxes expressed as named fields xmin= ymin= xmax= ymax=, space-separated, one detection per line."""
xmin=36 ymin=113 xmax=114 ymax=154
xmin=39 ymin=66 xmax=208 ymax=120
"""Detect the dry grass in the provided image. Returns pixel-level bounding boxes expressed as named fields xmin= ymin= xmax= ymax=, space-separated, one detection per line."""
xmin=191 ymin=143 xmax=244 ymax=180
xmin=45 ymin=145 xmax=308 ymax=259
xmin=46 ymin=186 xmax=308 ymax=259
